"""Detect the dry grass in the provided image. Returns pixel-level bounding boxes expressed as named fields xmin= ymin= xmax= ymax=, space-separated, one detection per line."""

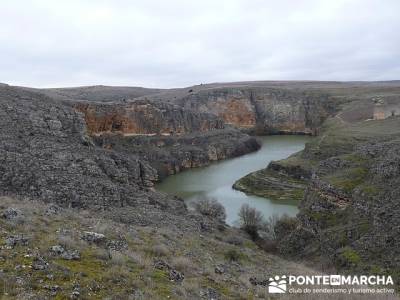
xmin=151 ymin=244 xmax=170 ymax=257
xmin=93 ymin=247 xmax=111 ymax=261
xmin=110 ymin=250 xmax=126 ymax=265
xmin=126 ymin=251 xmax=152 ymax=268
xmin=171 ymin=256 xmax=193 ymax=273
xmin=58 ymin=234 xmax=86 ymax=250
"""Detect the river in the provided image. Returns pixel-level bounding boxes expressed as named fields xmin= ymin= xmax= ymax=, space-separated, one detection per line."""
xmin=156 ymin=135 xmax=311 ymax=225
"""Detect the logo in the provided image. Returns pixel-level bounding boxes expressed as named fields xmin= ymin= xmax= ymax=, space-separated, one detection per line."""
xmin=268 ymin=275 xmax=287 ymax=293
xmin=330 ymin=275 xmax=341 ymax=285
xmin=266 ymin=274 xmax=394 ymax=295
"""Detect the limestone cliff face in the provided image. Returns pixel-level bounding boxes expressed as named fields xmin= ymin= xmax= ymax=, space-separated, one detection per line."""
xmin=72 ymin=98 xmax=260 ymax=181
xmin=93 ymin=129 xmax=261 ymax=180
xmin=173 ymin=88 xmax=338 ymax=135
xmin=75 ymin=99 xmax=225 ymax=136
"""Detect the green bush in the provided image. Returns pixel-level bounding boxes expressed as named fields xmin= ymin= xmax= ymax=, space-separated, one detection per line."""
xmin=340 ymin=247 xmax=361 ymax=266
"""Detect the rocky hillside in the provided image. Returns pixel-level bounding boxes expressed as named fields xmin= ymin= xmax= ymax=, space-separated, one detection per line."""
xmin=0 ymin=84 xmax=159 ymax=209
xmin=235 ymin=110 xmax=400 ymax=284
xmin=1 ymin=195 xmax=322 ymax=299
xmin=284 ymin=117 xmax=400 ymax=275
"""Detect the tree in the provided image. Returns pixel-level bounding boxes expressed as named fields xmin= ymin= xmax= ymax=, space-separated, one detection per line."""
xmin=238 ymin=204 xmax=264 ymax=239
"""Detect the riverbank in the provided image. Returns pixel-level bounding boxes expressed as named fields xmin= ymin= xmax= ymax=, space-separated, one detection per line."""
xmin=156 ymin=135 xmax=311 ymax=224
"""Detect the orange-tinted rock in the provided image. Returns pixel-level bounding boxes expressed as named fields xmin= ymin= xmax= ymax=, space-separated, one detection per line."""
xmin=75 ymin=100 xmax=224 ymax=136
xmin=219 ymin=99 xmax=256 ymax=127
xmin=175 ymin=88 xmax=337 ymax=135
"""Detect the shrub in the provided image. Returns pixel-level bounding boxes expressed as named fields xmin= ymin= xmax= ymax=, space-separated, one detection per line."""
xmin=225 ymin=235 xmax=244 ymax=246
xmin=256 ymin=214 xmax=298 ymax=252
xmin=339 ymin=247 xmax=361 ymax=267
xmin=256 ymin=238 xmax=277 ymax=253
xmin=271 ymin=214 xmax=298 ymax=241
xmin=224 ymin=249 xmax=245 ymax=262
xmin=262 ymin=214 xmax=279 ymax=240
xmin=194 ymin=198 xmax=226 ymax=222
xmin=238 ymin=204 xmax=264 ymax=239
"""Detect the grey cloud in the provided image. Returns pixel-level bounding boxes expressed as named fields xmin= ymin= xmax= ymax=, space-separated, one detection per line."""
xmin=0 ymin=0 xmax=399 ymax=88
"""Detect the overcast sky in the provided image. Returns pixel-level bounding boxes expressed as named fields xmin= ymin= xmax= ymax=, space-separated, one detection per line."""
xmin=1 ymin=0 xmax=399 ymax=88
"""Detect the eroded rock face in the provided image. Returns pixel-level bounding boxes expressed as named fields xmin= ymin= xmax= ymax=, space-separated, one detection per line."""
xmin=0 ymin=85 xmax=161 ymax=209
xmin=173 ymin=88 xmax=338 ymax=135
xmin=93 ymin=129 xmax=261 ymax=180
xmin=74 ymin=100 xmax=225 ymax=136
xmin=71 ymin=97 xmax=260 ymax=181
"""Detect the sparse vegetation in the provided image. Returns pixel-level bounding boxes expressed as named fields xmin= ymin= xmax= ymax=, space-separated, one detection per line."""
xmin=238 ymin=204 xmax=264 ymax=239
xmin=263 ymin=213 xmax=298 ymax=241
xmin=224 ymin=249 xmax=246 ymax=262
xmin=151 ymin=244 xmax=170 ymax=257
xmin=339 ymin=247 xmax=361 ymax=267
xmin=0 ymin=196 xmax=320 ymax=299
xmin=193 ymin=197 xmax=226 ymax=222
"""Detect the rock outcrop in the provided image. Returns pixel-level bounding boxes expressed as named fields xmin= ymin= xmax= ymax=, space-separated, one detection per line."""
xmin=93 ymin=129 xmax=261 ymax=179
xmin=168 ymin=87 xmax=339 ymax=135
xmin=74 ymin=100 xmax=225 ymax=136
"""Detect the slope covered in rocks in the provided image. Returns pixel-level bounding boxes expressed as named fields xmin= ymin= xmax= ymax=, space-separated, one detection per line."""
xmin=235 ymin=109 xmax=400 ymax=285
xmin=1 ymin=196 xmax=321 ymax=299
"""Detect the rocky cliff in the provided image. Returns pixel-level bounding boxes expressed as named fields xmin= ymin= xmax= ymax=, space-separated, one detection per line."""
xmin=93 ymin=129 xmax=260 ymax=180
xmin=74 ymin=100 xmax=225 ymax=136
xmin=164 ymin=87 xmax=340 ymax=135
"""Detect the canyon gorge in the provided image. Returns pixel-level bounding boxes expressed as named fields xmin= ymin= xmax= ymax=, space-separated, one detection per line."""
xmin=1 ymin=80 xmax=400 ymax=298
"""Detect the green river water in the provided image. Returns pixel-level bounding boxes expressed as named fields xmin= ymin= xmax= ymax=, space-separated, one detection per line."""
xmin=156 ymin=135 xmax=311 ymax=225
